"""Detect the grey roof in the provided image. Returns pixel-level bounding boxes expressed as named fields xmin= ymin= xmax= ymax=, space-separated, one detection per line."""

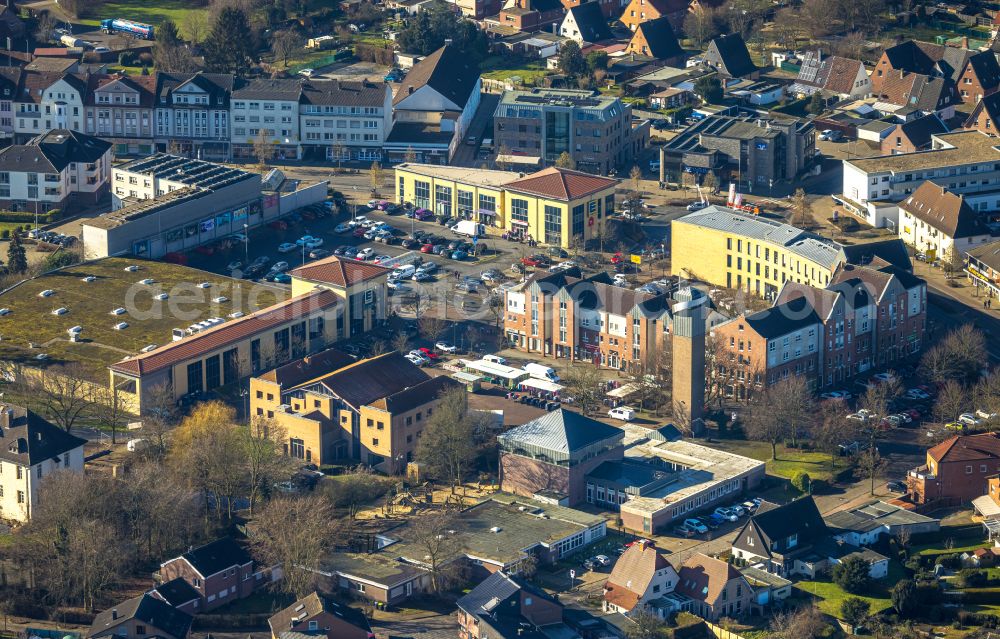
xmin=456 ymin=571 xmax=521 ymax=615
xmin=232 ymin=77 xmax=304 ymax=101
xmin=0 ymin=129 xmax=111 ymax=174
xmin=705 ymin=33 xmax=757 ymax=78
xmin=89 ymin=594 xmax=193 ymax=639
xmin=676 ymin=206 xmax=844 ymax=270
xmin=176 ymin=537 xmax=252 ymax=576
xmin=394 ymin=44 xmax=479 ymax=108
xmin=497 ymin=409 xmax=624 ymax=454
xmin=152 ymin=578 xmax=201 ymax=607
xmin=566 ymin=1 xmax=613 ymax=43
xmin=824 ymin=500 xmax=938 ymax=534
xmin=116 ymin=153 xmax=255 ymax=190
xmin=301 ymin=79 xmax=387 ymax=107
xmin=968 ymin=239 xmax=1000 ymax=272
xmin=0 ymin=404 xmax=86 ymax=466
xmin=743 ymin=296 xmax=820 ymax=339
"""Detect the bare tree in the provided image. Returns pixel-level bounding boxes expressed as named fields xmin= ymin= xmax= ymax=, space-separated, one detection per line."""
xmin=251 ymin=494 xmax=343 ymax=597
xmin=416 ymin=387 xmax=490 ymax=489
xmin=624 ymin=610 xmax=672 ymax=639
xmin=369 ymin=161 xmax=384 ymax=196
xmin=562 ymin=364 xmax=605 ymax=416
xmin=393 ymin=331 xmax=410 ymax=354
xmin=182 ymin=10 xmax=210 ymax=43
xmin=769 ymin=605 xmax=826 ymax=639
xmin=409 ymin=510 xmax=462 ymax=594
xmin=271 ymin=29 xmax=302 ymax=68
xmin=253 ymin=129 xmax=276 ymax=171
xmin=790 ymin=188 xmax=814 ymax=228
xmin=933 ymin=380 xmax=967 ymax=425
xmin=91 ymin=382 xmax=133 ymax=445
xmin=812 ymin=401 xmax=852 ymax=468
xmin=35 ymin=12 xmax=58 ymax=43
xmin=745 ymin=376 xmax=812 ymax=459
xmin=242 ymin=418 xmax=292 ymax=515
xmin=857 ymin=446 xmax=888 ymax=495
xmin=331 ymin=142 xmax=347 ymax=171
xmin=419 ymin=315 xmax=448 ymax=344
xmin=31 ymin=365 xmax=94 ymax=432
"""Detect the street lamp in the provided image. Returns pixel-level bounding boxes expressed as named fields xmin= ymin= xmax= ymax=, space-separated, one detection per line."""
xmin=243 ymin=223 xmax=249 ymax=265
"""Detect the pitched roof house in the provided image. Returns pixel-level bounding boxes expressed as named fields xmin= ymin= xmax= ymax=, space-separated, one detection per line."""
xmin=876 ymin=70 xmax=959 ymax=116
xmin=675 ymin=554 xmax=753 ymax=622
xmin=909 ymin=432 xmax=1000 ymax=505
xmin=625 ymin=17 xmax=685 ymax=65
xmin=619 ymin=0 xmax=688 ymax=32
xmin=881 ymin=113 xmax=949 ymax=154
xmin=957 ymin=50 xmax=1000 ymax=104
xmin=88 ymin=594 xmax=193 ymax=639
xmin=731 ymin=497 xmax=829 ymax=576
xmin=458 ymin=572 xmax=564 ymax=639
xmin=791 ymin=52 xmax=871 ymax=99
xmin=603 ymin=539 xmax=679 ymax=615
xmin=897 ymin=181 xmax=994 ymax=258
xmin=268 ymin=592 xmax=373 ymax=639
xmin=159 ymin=538 xmax=261 ymax=612
xmin=964 ymin=90 xmax=1000 ymax=135
xmin=559 ymin=1 xmax=613 ymax=44
xmin=704 ymin=34 xmax=758 ymax=79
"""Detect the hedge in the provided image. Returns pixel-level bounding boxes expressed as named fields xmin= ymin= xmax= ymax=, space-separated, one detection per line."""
xmin=959 ymin=587 xmax=1000 ymax=604
xmin=0 ymin=209 xmax=61 ymax=224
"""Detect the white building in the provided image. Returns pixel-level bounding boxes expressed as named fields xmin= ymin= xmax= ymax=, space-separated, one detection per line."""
xmin=839 ymin=130 xmax=1000 ymax=228
xmin=0 ymin=404 xmax=86 ymax=522
xmin=14 ymin=72 xmax=87 ymax=142
xmin=231 ymin=78 xmax=304 ymax=161
xmin=153 ymin=72 xmax=233 ymax=161
xmin=386 ymin=44 xmax=482 ymax=164
xmin=299 ymin=79 xmax=393 ymax=163
xmin=897 ymin=181 xmax=995 ymax=260
xmin=0 ymin=129 xmax=112 ymax=211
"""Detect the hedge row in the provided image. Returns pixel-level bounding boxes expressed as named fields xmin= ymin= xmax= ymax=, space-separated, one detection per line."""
xmin=0 ymin=209 xmax=61 ymax=224
xmin=959 ymin=587 xmax=1000 ymax=604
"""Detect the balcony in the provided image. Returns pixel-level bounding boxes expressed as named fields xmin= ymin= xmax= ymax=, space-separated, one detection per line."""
xmin=908 ymin=465 xmax=935 ymax=481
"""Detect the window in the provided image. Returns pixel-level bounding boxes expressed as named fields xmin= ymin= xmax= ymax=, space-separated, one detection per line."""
xmin=414 ymin=180 xmax=430 ymax=207
xmin=967 ymin=465 xmax=974 ymax=474
xmin=136 ymin=627 xmax=146 ymax=636
xmin=544 ymin=204 xmax=562 ymax=244
xmin=511 ymin=198 xmax=529 ymax=223
xmin=16 ymin=490 xmax=24 ymax=504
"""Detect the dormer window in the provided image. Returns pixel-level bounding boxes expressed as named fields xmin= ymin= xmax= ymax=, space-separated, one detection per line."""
xmin=308 ymin=621 xmax=317 ymax=631
xmin=787 ymin=533 xmax=798 ymax=549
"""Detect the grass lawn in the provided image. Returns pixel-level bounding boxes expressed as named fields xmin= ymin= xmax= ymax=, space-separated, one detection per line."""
xmin=794 ymin=561 xmax=905 ymax=618
xmin=0 ymin=257 xmax=285 ymax=380
xmin=211 ymin=589 xmax=294 ymax=615
xmin=77 ymin=0 xmax=210 ymax=41
xmin=706 ymin=439 xmax=840 ymax=483
xmin=481 ymin=56 xmax=548 ymax=84
xmin=916 ymin=537 xmax=990 ymax=557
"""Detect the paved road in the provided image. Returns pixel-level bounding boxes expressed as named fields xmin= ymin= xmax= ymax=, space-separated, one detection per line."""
xmin=451 ymin=93 xmax=500 ymax=168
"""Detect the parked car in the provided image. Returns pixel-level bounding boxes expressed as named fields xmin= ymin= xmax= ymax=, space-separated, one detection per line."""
xmin=906 ymin=388 xmax=931 ymax=401
xmin=594 ymin=554 xmax=611 ymax=566
xmin=959 ymin=413 xmax=982 ymax=426
xmin=521 ymin=254 xmax=550 ymax=267
xmin=356 ymin=247 xmax=375 ymax=260
xmin=608 ymin=406 xmax=636 ymax=421
xmin=413 ymin=271 xmax=434 ymax=282
xmin=435 ymin=341 xmax=457 ymax=353
xmin=278 ymin=242 xmax=297 ymax=253
xmin=887 ymin=480 xmax=907 ymax=492
xmin=404 ymin=353 xmax=426 ymax=366
xmin=683 ymin=518 xmax=708 ymax=534
xmin=820 ymin=390 xmax=851 ymax=401
xmin=714 ymin=507 xmax=738 ymax=522
xmin=417 ymin=262 xmax=438 ymax=275
xmin=686 ymin=201 xmax=708 ymax=212
xmin=309 ymin=249 xmax=330 ymax=260
xmin=673 ymin=524 xmax=695 ymax=538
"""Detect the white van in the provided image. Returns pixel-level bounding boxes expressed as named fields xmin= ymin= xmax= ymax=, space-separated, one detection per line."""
xmin=393 ymin=264 xmax=416 ymax=279
xmin=483 ymin=354 xmax=507 ymax=365
xmin=524 ymin=362 xmax=559 ymax=382
xmin=126 ymin=438 xmax=150 ymax=452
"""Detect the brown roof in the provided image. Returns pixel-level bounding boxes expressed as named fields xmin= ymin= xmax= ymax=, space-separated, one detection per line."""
xmin=256 ymin=347 xmax=357 ymax=386
xmin=928 ymin=432 xmax=1000 ymax=463
xmin=504 ymin=166 xmax=618 ymax=202
xmin=821 ymin=57 xmax=866 ymax=95
xmin=774 ymin=282 xmax=840 ymax=320
xmin=604 ymin=540 xmax=672 ymax=611
xmin=675 ymin=553 xmax=745 ymax=604
xmin=87 ymin=74 xmax=157 ymax=108
xmin=368 ymin=375 xmax=461 ymax=413
xmin=269 ymin=593 xmax=324 ymax=635
xmin=899 ymin=181 xmax=989 ymax=239
xmin=295 ymin=352 xmax=433 ymax=411
xmin=289 ymin=255 xmax=390 ymax=287
xmin=110 ymin=290 xmax=340 ymax=376
xmin=24 ymin=57 xmax=77 ymax=73
xmin=831 ymin=263 xmax=895 ymax=302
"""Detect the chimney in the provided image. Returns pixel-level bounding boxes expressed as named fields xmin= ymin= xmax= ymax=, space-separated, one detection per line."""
xmin=962 ymin=36 xmax=970 ymax=49
xmin=445 ymin=38 xmax=453 ymax=46
xmin=899 ymin=69 xmax=904 ymax=79
xmin=408 ymin=85 xmax=414 ymax=95
xmin=111 ymin=609 xmax=118 ymax=620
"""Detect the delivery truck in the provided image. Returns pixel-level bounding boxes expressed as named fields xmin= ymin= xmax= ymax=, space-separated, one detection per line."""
xmin=453 ymin=219 xmax=484 ymax=238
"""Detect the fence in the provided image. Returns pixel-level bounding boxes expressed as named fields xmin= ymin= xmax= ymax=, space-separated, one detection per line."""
xmin=704 ymin=621 xmax=748 ymax=639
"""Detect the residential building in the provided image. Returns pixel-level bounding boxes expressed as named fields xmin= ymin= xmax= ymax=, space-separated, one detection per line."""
xmin=966 ymin=239 xmax=1000 ymax=300
xmin=875 ymin=70 xmax=958 ymax=119
xmin=458 ymin=572 xmax=564 ymax=639
xmin=299 ymin=79 xmax=393 ymax=163
xmin=387 ymin=44 xmax=481 ymax=163
xmin=603 ymin=539 xmax=679 ymax=616
xmin=493 ymin=88 xmax=647 ymax=174
xmin=109 ymin=289 xmax=343 ymax=413
xmin=268 ymin=592 xmax=372 ymax=639
xmin=840 ymin=131 xmax=1000 ymax=227
xmin=153 ymin=72 xmax=233 ymax=160
xmin=788 ymin=52 xmax=871 ymax=100
xmin=87 ymin=594 xmax=193 ymax=639
xmin=731 ymin=497 xmax=831 ymax=576
xmin=149 ymin=579 xmax=202 ymax=615
xmin=0 ymin=128 xmax=111 ymax=211
xmin=824 ymin=501 xmax=940 ymax=547
xmin=675 ymin=554 xmax=753 ymax=622
xmin=13 ymin=72 xmax=87 ymax=142
xmin=82 ymin=153 xmax=326 ymax=259
xmin=0 ymin=403 xmax=85 ymax=522
xmin=249 ymin=350 xmax=458 ymax=471
xmin=324 ymin=494 xmax=606 ymax=604
xmin=958 ymin=50 xmax=1000 ymax=103
xmin=670 ymin=206 xmax=912 ymax=296
xmin=740 ymin=566 xmax=792 ymax=612
xmin=499 ymin=0 xmax=566 ymax=31
xmin=159 ymin=538 xmax=262 ymax=612
xmin=897 ymin=181 xmax=995 ymax=259
xmin=559 ymin=2 xmax=612 ymax=45
xmin=648 ymin=87 xmax=693 ymax=110
xmin=619 ymin=0 xmax=687 ymax=31
xmin=498 ymin=409 xmax=625 ymax=505
xmin=85 ymin=74 xmax=157 ymax=156
xmin=230 ymin=78 xmax=304 ymax=161
xmin=908 ymin=432 xmax=1000 ymax=505
xmin=880 ymin=114 xmax=949 ymax=155
xmin=624 ymin=17 xmax=685 ymax=66
xmin=870 ymin=40 xmax=970 ymax=96
xmin=659 ymin=115 xmax=815 ymax=190
xmin=974 ymin=475 xmax=1000 ymax=525
xmin=454 ymin=0 xmax=503 ymax=18
xmin=0 ymin=68 xmax=21 ymax=141
xmin=703 ymin=34 xmax=758 ymax=80
xmin=394 ymin=163 xmax=618 ymax=248
xmin=965 ymin=90 xmax=1000 ymax=135
xmin=560 ymin=0 xmax=625 ymax=18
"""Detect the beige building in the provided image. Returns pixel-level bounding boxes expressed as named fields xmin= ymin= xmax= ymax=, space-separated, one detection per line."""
xmin=250 ymin=350 xmax=458 ymax=471
xmin=110 ymin=256 xmax=389 ymax=413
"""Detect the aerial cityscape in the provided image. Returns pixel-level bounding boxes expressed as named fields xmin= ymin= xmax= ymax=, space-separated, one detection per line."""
xmin=1 ymin=0 xmax=1000 ymax=638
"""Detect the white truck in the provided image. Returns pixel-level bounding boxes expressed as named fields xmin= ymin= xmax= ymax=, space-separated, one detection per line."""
xmin=453 ymin=220 xmax=484 ymax=238
xmin=524 ymin=362 xmax=560 ymax=383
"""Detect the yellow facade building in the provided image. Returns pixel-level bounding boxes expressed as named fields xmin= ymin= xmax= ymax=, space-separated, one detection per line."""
xmin=250 ymin=350 xmax=459 ymax=471
xmin=393 ymin=163 xmax=619 ymax=249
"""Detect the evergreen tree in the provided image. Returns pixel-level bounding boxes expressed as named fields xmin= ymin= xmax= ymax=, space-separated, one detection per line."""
xmin=203 ymin=7 xmax=253 ymax=75
xmin=396 ymin=0 xmax=488 ymax=62
xmin=7 ymin=233 xmax=27 ymax=274
xmin=157 ymin=19 xmax=181 ymax=47
xmin=558 ymin=41 xmax=587 ymax=77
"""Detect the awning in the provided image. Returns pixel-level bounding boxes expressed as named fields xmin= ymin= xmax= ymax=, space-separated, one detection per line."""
xmin=519 ymin=377 xmax=563 ymax=393
xmin=973 ymin=494 xmax=1000 ymax=518
xmin=607 ymin=382 xmax=640 ymax=398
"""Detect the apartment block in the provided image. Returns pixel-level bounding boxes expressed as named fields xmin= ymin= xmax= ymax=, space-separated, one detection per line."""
xmin=493 ymin=88 xmax=647 ymax=175
xmin=231 ymin=79 xmax=304 ymax=161
xmin=671 ymin=206 xmax=913 ymax=299
xmin=298 ymin=79 xmax=393 ymax=163
xmin=153 ymin=72 xmax=233 ymax=161
xmin=84 ymin=74 xmax=156 ymax=156
xmin=0 ymin=128 xmax=111 ymax=211
xmin=13 ymin=72 xmax=87 ymax=142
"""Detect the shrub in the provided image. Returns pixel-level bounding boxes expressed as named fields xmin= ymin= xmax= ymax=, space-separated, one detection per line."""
xmin=791 ymin=471 xmax=811 ymax=493
xmin=833 ymin=556 xmax=871 ymax=594
xmin=959 ymin=569 xmax=988 ymax=588
xmin=1 ymin=230 xmax=8 ymax=239
xmin=118 ymin=51 xmax=138 ymax=66
xmin=138 ymin=52 xmax=153 ymax=65
xmin=892 ymin=579 xmax=919 ymax=618
xmin=841 ymin=597 xmax=871 ymax=626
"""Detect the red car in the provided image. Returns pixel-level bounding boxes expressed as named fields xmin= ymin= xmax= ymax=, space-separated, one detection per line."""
xmin=610 ymin=252 xmax=624 ymax=264
xmin=421 ymin=243 xmax=435 ymax=253
xmin=353 ymin=227 xmax=368 ymax=237
xmin=904 ymin=408 xmax=922 ymax=421
xmin=521 ymin=254 xmax=549 ymax=267
xmin=269 ymin=220 xmax=288 ymax=230
xmin=418 ymin=347 xmax=439 ymax=360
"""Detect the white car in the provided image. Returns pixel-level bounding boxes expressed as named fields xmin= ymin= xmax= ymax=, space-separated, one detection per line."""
xmin=304 ymin=238 xmax=324 ymax=249
xmin=296 ymin=235 xmax=318 ymax=246
xmin=278 ymin=242 xmax=297 ymax=253
xmin=594 ymin=555 xmax=611 ymax=566
xmin=820 ymin=391 xmax=850 ymax=401
xmin=686 ymin=201 xmax=708 ymax=212
xmin=959 ymin=413 xmax=982 ymax=426
xmin=404 ymin=353 xmax=426 ymax=366
xmin=335 ymin=222 xmax=351 ymax=233
xmin=407 ymin=350 xmax=431 ymax=364
xmin=906 ymin=388 xmax=931 ymax=400
xmin=714 ymin=507 xmax=738 ymax=522
xmin=298 ymin=68 xmax=315 ymax=77
xmin=348 ymin=216 xmax=368 ymax=228
xmin=872 ymin=372 xmax=896 ymax=384
xmin=683 ymin=518 xmax=708 ymax=534
xmin=356 ymin=247 xmax=375 ymax=260
xmin=271 ymin=261 xmax=290 ymax=272
xmin=608 ymin=406 xmax=636 ymax=421
xmin=435 ymin=341 xmax=458 ymax=353
xmin=977 ymin=410 xmax=1000 ymax=420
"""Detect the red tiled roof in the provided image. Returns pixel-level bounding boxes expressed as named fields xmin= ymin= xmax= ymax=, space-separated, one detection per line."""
xmin=676 ymin=553 xmax=744 ymax=604
xmin=110 ymin=290 xmax=340 ymax=376
xmin=604 ymin=540 xmax=672 ymax=612
xmin=503 ymin=166 xmax=618 ymax=201
xmin=603 ymin=583 xmax=641 ymax=611
xmin=928 ymin=432 xmax=1000 ymax=463
xmin=289 ymin=255 xmax=390 ymax=287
